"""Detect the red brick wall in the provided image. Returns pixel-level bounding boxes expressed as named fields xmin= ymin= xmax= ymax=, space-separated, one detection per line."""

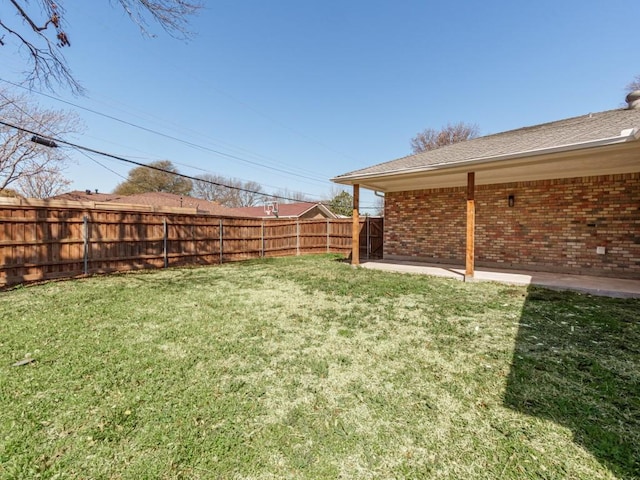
xmin=384 ymin=173 xmax=640 ymax=278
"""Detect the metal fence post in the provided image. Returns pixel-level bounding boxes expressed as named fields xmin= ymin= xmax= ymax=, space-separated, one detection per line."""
xmin=326 ymin=219 xmax=330 ymax=253
xmin=163 ymin=218 xmax=168 ymax=268
xmin=219 ymin=219 xmax=223 ymax=264
xmin=83 ymin=215 xmax=89 ymax=275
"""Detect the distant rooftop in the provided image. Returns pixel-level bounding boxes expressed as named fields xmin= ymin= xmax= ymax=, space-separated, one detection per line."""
xmin=51 ymin=190 xmax=121 ymax=202
xmin=49 ymin=191 xmax=237 ymax=215
xmin=228 ymin=202 xmax=337 ymax=219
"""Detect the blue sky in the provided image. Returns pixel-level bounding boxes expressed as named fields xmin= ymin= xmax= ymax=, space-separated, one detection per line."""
xmin=1 ymin=0 xmax=639 ymax=210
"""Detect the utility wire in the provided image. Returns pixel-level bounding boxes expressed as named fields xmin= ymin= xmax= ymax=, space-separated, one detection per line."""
xmin=0 ymin=78 xmax=334 ymax=185
xmin=0 ymin=92 xmax=331 ymax=202
xmin=206 ymin=84 xmax=364 ymax=164
xmin=0 ymin=90 xmax=191 ymax=194
xmin=0 ymin=119 xmax=327 ymax=204
xmin=0 ymin=111 xmax=379 ymax=208
xmin=0 ymin=75 xmax=345 ymax=181
xmin=1 ymin=80 xmax=379 ymax=208
xmin=35 ymin=0 xmax=361 ymax=168
xmin=73 ymin=148 xmax=129 ymax=182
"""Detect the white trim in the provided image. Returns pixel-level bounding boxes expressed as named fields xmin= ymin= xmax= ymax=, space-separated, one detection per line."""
xmin=332 ymin=128 xmax=640 ymax=184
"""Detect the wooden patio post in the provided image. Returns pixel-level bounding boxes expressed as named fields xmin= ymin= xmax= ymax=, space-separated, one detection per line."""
xmin=352 ymin=184 xmax=360 ymax=265
xmin=465 ymin=172 xmax=475 ymax=280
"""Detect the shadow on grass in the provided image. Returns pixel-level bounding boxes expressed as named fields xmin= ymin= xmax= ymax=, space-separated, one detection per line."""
xmin=504 ymin=287 xmax=640 ymax=478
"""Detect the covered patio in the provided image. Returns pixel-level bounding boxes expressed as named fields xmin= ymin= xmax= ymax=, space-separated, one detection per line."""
xmin=359 ymin=258 xmax=640 ymax=298
xmin=333 ymin=92 xmax=640 ymax=282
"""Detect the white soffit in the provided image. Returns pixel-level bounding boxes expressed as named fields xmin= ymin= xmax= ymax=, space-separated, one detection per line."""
xmin=342 ymin=141 xmax=640 ymax=192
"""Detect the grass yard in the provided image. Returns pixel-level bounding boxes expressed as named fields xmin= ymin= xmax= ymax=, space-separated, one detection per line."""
xmin=1 ymin=255 xmax=638 ymax=479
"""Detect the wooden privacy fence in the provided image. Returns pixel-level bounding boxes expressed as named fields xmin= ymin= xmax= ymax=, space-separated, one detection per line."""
xmin=0 ymin=198 xmax=383 ymax=287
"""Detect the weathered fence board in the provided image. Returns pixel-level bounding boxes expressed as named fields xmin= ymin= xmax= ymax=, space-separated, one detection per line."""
xmin=0 ymin=198 xmax=383 ymax=287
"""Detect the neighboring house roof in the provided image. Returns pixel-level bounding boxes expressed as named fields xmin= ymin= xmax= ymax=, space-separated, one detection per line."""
xmin=227 ymin=202 xmax=337 ymax=219
xmin=48 ymin=191 xmax=237 ymax=215
xmin=109 ymin=192 xmax=234 ymax=215
xmin=50 ymin=190 xmax=122 ymax=202
xmin=333 ymin=103 xmax=640 ymax=192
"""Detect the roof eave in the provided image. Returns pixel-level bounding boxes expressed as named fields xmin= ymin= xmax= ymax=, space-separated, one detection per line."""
xmin=296 ymin=203 xmax=318 ymax=217
xmin=315 ymin=203 xmax=338 ymax=218
xmin=331 ymin=128 xmax=640 ymax=185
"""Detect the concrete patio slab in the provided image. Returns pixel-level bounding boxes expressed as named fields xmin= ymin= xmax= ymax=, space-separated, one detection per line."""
xmin=360 ymin=259 xmax=640 ymax=298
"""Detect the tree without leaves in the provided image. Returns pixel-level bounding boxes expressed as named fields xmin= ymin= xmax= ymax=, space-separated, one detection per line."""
xmin=191 ymin=174 xmax=265 ymax=207
xmin=191 ymin=173 xmax=233 ymax=206
xmin=237 ymin=181 xmax=265 ymax=207
xmin=192 ymin=174 xmax=237 ymax=204
xmin=410 ymin=122 xmax=479 ymax=154
xmin=626 ymin=74 xmax=640 ymax=94
xmin=113 ymin=160 xmax=192 ymax=195
xmin=0 ymin=87 xmax=78 ymax=196
xmin=271 ymin=188 xmax=309 ymax=204
xmin=16 ymin=166 xmax=71 ymax=198
xmin=0 ymin=0 xmax=201 ymax=94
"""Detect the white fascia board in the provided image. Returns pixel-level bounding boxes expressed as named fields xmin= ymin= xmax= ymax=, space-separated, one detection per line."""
xmin=315 ymin=203 xmax=337 ymax=218
xmin=332 ymin=128 xmax=640 ymax=184
xmin=296 ymin=203 xmax=332 ymax=218
xmin=295 ymin=204 xmax=314 ymax=217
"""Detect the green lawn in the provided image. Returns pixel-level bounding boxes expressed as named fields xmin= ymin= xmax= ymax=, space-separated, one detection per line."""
xmin=1 ymin=255 xmax=638 ymax=479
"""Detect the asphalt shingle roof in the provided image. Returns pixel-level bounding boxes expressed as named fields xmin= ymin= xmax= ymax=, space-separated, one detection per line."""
xmin=51 ymin=190 xmax=122 ymax=202
xmin=335 ymin=107 xmax=640 ymax=179
xmin=50 ymin=191 xmax=236 ymax=215
xmin=228 ymin=202 xmax=335 ymax=219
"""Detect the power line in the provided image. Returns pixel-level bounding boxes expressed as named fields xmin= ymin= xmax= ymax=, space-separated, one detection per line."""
xmin=0 ymin=118 xmax=326 ymax=204
xmin=0 ymin=89 xmax=56 ymax=136
xmin=0 ymin=89 xmax=334 ymax=202
xmin=0 ymin=78 xmax=335 ymax=185
xmin=85 ymin=91 xmax=335 ymax=181
xmin=73 ymin=148 xmax=129 ymax=182
xmin=0 ymin=110 xmax=379 ymax=208
xmin=0 ymin=80 xmax=381 ymax=207
xmin=74 ymin=147 xmax=380 ymax=209
xmin=0 ymin=90 xmax=153 ymax=193
xmin=206 ymin=84 xmax=364 ymax=164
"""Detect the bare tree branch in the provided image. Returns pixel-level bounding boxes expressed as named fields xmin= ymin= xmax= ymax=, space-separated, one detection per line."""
xmin=238 ymin=180 xmax=265 ymax=207
xmin=0 ymin=87 xmax=79 ymax=194
xmin=270 ymin=188 xmax=309 ymax=204
xmin=410 ymin=122 xmax=479 ymax=154
xmin=626 ymin=74 xmax=640 ymax=94
xmin=192 ymin=174 xmax=265 ymax=207
xmin=16 ymin=165 xmax=72 ymax=198
xmin=9 ymin=0 xmax=51 ymax=32
xmin=1 ymin=0 xmax=201 ymax=93
xmin=116 ymin=0 xmax=202 ymax=39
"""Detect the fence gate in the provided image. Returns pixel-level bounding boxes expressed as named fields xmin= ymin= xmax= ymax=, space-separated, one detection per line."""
xmin=359 ymin=217 xmax=384 ymax=260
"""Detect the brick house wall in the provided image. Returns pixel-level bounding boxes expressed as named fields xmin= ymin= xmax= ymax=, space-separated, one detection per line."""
xmin=384 ymin=173 xmax=640 ymax=278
